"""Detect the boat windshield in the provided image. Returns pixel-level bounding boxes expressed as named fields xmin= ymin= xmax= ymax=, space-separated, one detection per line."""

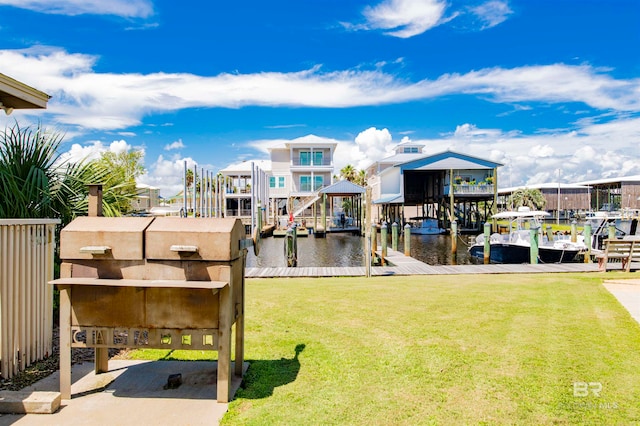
xmin=492 ymin=208 xmax=549 ymax=231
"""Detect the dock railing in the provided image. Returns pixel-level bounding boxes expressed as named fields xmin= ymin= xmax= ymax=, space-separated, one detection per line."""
xmin=0 ymin=219 xmax=59 ymax=378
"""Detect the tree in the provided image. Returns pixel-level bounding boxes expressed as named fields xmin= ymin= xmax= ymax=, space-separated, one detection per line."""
xmin=341 ymin=197 xmax=352 ymax=216
xmin=508 ymin=188 xmax=547 ymax=210
xmin=354 ymin=169 xmax=367 ymax=186
xmin=185 ymin=168 xmax=194 ymax=189
xmin=340 ymin=164 xmax=357 ymax=182
xmin=92 ymin=148 xmax=145 ymax=214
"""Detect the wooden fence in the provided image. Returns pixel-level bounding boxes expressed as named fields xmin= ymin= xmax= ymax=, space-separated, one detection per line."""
xmin=0 ymin=219 xmax=59 ymax=379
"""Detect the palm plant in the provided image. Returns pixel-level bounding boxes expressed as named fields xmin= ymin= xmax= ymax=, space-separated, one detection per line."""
xmin=0 ymin=123 xmax=63 ymax=218
xmin=354 ymin=169 xmax=367 ymax=186
xmin=508 ymin=188 xmax=547 ymax=210
xmin=1 ymin=122 xmax=141 ymax=222
xmin=340 ymin=164 xmax=357 ymax=182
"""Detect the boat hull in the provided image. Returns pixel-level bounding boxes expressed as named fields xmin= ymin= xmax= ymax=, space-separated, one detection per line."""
xmin=469 ymin=244 xmax=579 ymax=264
xmin=410 ymin=228 xmax=445 ymax=235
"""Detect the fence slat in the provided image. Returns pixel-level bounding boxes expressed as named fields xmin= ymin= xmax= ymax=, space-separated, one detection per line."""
xmin=0 ymin=220 xmax=60 ymax=379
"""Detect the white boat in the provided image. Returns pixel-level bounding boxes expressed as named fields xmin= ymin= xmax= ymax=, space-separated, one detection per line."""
xmin=469 ymin=207 xmax=587 ymax=263
xmin=584 ymin=209 xmax=640 ymax=251
xmin=409 ymin=217 xmax=446 ymax=235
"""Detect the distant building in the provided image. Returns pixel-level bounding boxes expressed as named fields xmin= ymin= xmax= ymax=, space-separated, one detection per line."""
xmin=577 ymin=175 xmax=640 ymax=211
xmin=219 ymin=160 xmax=270 ymax=219
xmin=132 ymin=183 xmax=160 ymax=212
xmin=498 ymin=183 xmax=591 ymax=219
xmin=499 ymin=176 xmax=640 ymax=219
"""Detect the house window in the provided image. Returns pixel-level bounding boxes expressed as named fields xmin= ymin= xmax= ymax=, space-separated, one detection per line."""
xmin=269 ymin=176 xmax=285 ymax=188
xmin=313 ymin=151 xmax=324 ymax=165
xmin=300 ymin=175 xmax=323 ymax=191
xmin=404 ymin=147 xmax=418 ymax=153
xmin=300 ymin=175 xmax=311 ymax=192
xmin=300 ymin=151 xmax=311 ymax=166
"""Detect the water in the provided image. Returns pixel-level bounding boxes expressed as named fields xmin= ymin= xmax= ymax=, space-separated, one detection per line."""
xmin=246 ymin=233 xmax=475 ymax=267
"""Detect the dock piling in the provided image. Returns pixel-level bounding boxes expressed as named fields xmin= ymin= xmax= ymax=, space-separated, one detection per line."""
xmin=285 ymin=224 xmax=298 ymax=267
xmin=381 ymin=222 xmax=388 ymax=265
xmin=392 ymin=222 xmax=398 ymax=252
xmin=584 ymin=223 xmax=592 ymax=263
xmin=483 ymin=222 xmax=490 ymax=264
xmin=404 ymin=223 xmax=411 ymax=256
xmin=530 ymin=227 xmax=539 ymax=264
xmin=451 ymin=220 xmax=458 ymax=264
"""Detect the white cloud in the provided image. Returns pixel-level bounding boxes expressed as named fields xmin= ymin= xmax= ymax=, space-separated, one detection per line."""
xmin=109 ymin=139 xmax=132 ymax=154
xmin=413 ymin=117 xmax=640 ymax=187
xmin=0 ymin=0 xmax=154 ymax=18
xmin=453 ymin=123 xmax=502 ymax=139
xmin=470 ymin=1 xmax=513 ymax=29
xmin=351 ymin=0 xmax=512 ymax=37
xmin=164 ymin=139 xmax=185 ymax=151
xmin=528 ymin=144 xmax=554 ymax=158
xmin=361 ymin=0 xmax=450 ymax=38
xmin=137 ymin=154 xmax=215 ymax=197
xmin=2 ymin=48 xmax=639 ymax=134
xmin=352 ymin=127 xmax=395 ymax=169
xmin=58 ymin=140 xmax=107 ymax=164
xmin=57 ymin=138 xmax=142 ymax=166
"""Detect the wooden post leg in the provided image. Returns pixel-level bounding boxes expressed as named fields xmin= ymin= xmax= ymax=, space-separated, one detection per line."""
xmin=59 ymin=286 xmax=72 ymax=400
xmin=217 ymin=284 xmax=232 ymax=403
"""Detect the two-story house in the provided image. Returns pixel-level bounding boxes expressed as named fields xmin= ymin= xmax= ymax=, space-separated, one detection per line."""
xmin=267 ymin=135 xmax=337 ymax=222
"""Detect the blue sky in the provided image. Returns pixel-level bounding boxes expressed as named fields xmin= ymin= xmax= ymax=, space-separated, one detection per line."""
xmin=1 ymin=0 xmax=639 ymax=196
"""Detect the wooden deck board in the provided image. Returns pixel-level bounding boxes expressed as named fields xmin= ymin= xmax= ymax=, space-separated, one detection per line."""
xmin=244 ymin=247 xmax=602 ymax=278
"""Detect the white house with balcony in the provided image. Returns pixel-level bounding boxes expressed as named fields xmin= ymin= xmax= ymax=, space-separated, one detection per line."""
xmin=267 ymin=135 xmax=337 ymax=222
xmin=217 ymin=136 xmax=337 ymax=228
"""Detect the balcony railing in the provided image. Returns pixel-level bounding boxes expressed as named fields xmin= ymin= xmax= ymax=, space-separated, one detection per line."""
xmin=294 ymin=183 xmax=328 ymax=193
xmin=445 ymin=184 xmax=495 ymax=195
xmin=291 ymin=157 xmax=332 ymax=166
xmin=226 ymin=208 xmax=252 ymax=217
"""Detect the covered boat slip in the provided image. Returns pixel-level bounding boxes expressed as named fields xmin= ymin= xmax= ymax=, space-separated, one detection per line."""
xmin=374 ymin=151 xmax=501 ymax=233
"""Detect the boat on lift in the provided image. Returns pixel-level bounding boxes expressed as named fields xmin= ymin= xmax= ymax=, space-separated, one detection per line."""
xmin=468 ymin=207 xmax=586 ymax=263
xmin=408 ymin=217 xmax=446 ymax=235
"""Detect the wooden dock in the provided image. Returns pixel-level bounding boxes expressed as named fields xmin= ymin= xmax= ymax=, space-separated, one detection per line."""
xmin=245 ymin=248 xmax=601 ymax=278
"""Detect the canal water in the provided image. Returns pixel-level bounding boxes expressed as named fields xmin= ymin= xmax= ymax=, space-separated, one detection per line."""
xmin=246 ymin=233 xmax=475 ymax=267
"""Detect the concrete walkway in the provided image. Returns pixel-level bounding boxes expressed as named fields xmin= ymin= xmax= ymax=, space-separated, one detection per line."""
xmin=604 ymin=278 xmax=640 ymax=324
xmin=0 ymin=360 xmax=246 ymax=426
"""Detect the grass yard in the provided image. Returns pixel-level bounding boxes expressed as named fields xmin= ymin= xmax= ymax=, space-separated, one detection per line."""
xmin=132 ymin=272 xmax=640 ymax=425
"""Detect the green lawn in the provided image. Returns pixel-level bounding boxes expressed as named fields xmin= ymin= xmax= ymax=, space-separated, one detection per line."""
xmin=133 ymin=272 xmax=640 ymax=425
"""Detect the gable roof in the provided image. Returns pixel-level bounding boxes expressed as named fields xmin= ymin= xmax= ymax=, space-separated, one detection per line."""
xmin=319 ymin=180 xmax=365 ymax=195
xmin=397 ymin=150 xmax=502 ymax=173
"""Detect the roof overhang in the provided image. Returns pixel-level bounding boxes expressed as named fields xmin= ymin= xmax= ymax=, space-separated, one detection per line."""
xmin=373 ymin=193 xmax=404 ymax=204
xmin=0 ymin=73 xmax=50 ymax=112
